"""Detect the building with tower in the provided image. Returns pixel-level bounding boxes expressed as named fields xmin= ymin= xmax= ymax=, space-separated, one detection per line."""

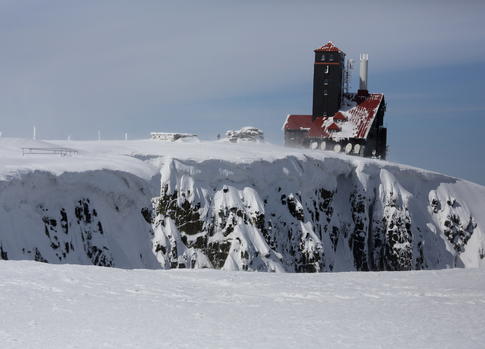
xmin=283 ymin=42 xmax=387 ymax=159
xmin=312 ymin=42 xmax=346 ymax=118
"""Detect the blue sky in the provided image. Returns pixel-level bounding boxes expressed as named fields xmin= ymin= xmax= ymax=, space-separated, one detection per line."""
xmin=0 ymin=0 xmax=484 ymax=184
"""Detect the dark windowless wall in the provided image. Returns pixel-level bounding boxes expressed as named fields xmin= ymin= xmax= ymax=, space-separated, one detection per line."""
xmin=312 ymin=51 xmax=345 ymax=119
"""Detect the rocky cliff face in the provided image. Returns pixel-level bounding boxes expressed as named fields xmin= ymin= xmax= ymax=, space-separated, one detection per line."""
xmin=0 ymin=152 xmax=484 ymax=272
xmin=146 ymin=157 xmax=484 ymax=272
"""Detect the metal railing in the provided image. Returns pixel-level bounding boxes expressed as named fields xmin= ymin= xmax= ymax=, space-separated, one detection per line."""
xmin=21 ymin=147 xmax=78 ymax=157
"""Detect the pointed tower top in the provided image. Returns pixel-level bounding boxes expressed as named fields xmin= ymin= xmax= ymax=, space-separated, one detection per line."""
xmin=314 ymin=41 xmax=343 ymax=53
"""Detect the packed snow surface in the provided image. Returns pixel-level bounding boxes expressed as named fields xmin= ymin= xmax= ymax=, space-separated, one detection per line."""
xmin=0 ymin=260 xmax=484 ymax=349
xmin=0 ymin=136 xmax=474 ymax=179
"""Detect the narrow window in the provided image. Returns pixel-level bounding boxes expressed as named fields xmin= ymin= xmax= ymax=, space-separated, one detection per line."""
xmin=325 ymin=65 xmax=329 ymax=74
xmin=320 ymin=54 xmax=326 ymax=61
xmin=324 ymin=79 xmax=329 ymax=86
xmin=324 ymin=89 xmax=328 ymax=96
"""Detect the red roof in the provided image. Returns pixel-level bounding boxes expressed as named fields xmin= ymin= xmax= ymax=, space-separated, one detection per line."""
xmin=314 ymin=42 xmax=342 ymax=53
xmin=348 ymin=94 xmax=384 ymax=138
xmin=327 ymin=122 xmax=341 ymax=132
xmin=284 ymin=114 xmax=314 ymax=131
xmin=333 ymin=112 xmax=348 ymax=121
xmin=283 ymin=93 xmax=385 ymax=140
xmin=308 ymin=117 xmax=329 ymax=138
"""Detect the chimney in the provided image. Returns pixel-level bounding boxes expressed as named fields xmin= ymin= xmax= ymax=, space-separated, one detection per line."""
xmin=358 ymin=53 xmax=369 ymax=96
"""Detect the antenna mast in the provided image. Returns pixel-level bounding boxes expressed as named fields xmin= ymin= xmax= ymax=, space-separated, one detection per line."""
xmin=344 ymin=59 xmax=354 ymax=94
xmin=359 ymin=53 xmax=369 ymax=91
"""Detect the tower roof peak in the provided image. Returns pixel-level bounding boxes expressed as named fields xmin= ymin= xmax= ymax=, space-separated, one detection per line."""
xmin=314 ymin=41 xmax=343 ymax=53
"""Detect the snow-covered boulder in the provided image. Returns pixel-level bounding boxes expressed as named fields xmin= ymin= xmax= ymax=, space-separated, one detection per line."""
xmin=225 ymin=127 xmax=264 ymax=143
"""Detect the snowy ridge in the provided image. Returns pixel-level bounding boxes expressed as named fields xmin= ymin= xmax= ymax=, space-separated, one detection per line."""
xmin=0 ymin=138 xmax=484 ymax=271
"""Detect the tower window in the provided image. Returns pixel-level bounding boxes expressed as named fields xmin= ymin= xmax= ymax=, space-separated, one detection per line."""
xmin=329 ymin=55 xmax=334 ymax=61
xmin=324 ymin=89 xmax=328 ymax=96
xmin=324 ymin=65 xmax=329 ymax=74
xmin=320 ymin=54 xmax=325 ymax=61
xmin=324 ymin=79 xmax=329 ymax=85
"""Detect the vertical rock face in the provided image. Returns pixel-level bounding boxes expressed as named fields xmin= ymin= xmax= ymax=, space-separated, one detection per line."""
xmin=370 ymin=170 xmax=413 ymax=271
xmin=39 ymin=199 xmax=112 ymax=266
xmin=0 ymin=156 xmax=484 ymax=272
xmin=146 ymin=158 xmax=485 ymax=272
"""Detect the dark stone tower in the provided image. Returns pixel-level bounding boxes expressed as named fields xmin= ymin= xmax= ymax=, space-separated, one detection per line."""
xmin=312 ymin=42 xmax=345 ymax=120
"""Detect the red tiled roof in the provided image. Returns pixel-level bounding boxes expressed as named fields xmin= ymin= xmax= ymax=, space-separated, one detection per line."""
xmin=333 ymin=112 xmax=348 ymax=121
xmin=348 ymin=94 xmax=384 ymax=138
xmin=283 ymin=93 xmax=385 ymax=140
xmin=284 ymin=115 xmax=314 ymax=131
xmin=327 ymin=122 xmax=341 ymax=132
xmin=308 ymin=117 xmax=329 ymax=138
xmin=314 ymin=42 xmax=342 ymax=53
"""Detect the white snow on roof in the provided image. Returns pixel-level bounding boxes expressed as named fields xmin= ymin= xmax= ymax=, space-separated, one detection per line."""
xmin=325 ymin=95 xmax=382 ymax=141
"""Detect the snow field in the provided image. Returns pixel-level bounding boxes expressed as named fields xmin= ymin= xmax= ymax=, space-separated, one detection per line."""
xmin=0 ymin=261 xmax=484 ymax=349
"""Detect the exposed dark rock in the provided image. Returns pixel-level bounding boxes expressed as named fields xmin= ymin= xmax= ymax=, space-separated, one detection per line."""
xmin=141 ymin=207 xmax=153 ymax=224
xmin=287 ymin=194 xmax=304 ymax=221
xmin=205 ymin=241 xmax=231 ymax=269
xmin=431 ymin=198 xmax=441 ymax=214
xmin=444 ymin=215 xmax=476 ymax=253
xmin=0 ymin=245 xmax=7 ymax=260
xmin=33 ymin=248 xmax=47 ymax=263
xmin=156 ymin=186 xmax=204 ymax=236
xmin=349 ymin=190 xmax=369 ymax=271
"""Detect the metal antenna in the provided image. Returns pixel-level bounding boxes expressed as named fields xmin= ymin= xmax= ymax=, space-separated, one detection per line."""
xmin=344 ymin=58 xmax=354 ymax=94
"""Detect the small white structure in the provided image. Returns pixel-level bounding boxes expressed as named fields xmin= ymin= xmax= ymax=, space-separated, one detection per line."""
xmin=225 ymin=127 xmax=264 ymax=143
xmin=150 ymin=132 xmax=198 ymax=142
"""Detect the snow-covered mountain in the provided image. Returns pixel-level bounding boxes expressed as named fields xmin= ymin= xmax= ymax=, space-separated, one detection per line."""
xmin=0 ymin=137 xmax=484 ymax=271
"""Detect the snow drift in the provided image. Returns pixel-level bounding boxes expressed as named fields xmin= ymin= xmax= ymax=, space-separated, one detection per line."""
xmin=2 ymin=260 xmax=484 ymax=349
xmin=0 ymin=138 xmax=484 ymax=272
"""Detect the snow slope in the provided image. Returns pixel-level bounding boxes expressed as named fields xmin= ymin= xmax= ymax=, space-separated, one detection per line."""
xmin=0 ymin=137 xmax=484 ymax=271
xmin=0 ymin=260 xmax=484 ymax=349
